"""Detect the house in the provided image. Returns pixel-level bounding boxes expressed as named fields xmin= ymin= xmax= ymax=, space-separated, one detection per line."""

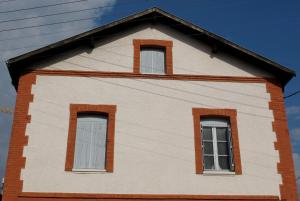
xmin=2 ymin=7 xmax=298 ymax=201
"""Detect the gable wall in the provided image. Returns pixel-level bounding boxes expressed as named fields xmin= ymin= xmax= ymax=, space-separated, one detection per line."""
xmin=29 ymin=23 xmax=273 ymax=78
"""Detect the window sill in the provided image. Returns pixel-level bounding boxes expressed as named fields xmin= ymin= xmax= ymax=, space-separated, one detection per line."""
xmin=71 ymin=169 xmax=108 ymax=174
xmin=203 ymin=170 xmax=236 ymax=176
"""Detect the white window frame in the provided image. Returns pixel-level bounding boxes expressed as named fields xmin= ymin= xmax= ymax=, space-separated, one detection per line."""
xmin=201 ymin=118 xmax=234 ymax=172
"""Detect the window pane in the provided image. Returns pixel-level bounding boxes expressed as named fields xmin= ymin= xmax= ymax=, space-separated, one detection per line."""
xmin=203 ymin=142 xmax=213 ymax=154
xmin=217 ymin=142 xmax=229 ymax=155
xmin=218 ymin=156 xmax=230 ymax=170
xmin=152 ymin=49 xmax=165 ymax=74
xmin=204 ymin=156 xmax=214 ymax=170
xmin=216 ymin=127 xmax=228 ymax=141
xmin=140 ymin=49 xmax=153 ymax=73
xmin=74 ymin=114 xmax=107 ymax=169
xmin=202 ymin=127 xmax=212 ymax=140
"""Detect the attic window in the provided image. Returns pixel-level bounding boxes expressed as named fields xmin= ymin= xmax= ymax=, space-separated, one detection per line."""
xmin=140 ymin=47 xmax=166 ymax=74
xmin=133 ymin=39 xmax=173 ymax=75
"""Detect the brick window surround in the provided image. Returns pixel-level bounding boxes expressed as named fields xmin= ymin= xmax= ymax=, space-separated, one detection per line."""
xmin=133 ymin=39 xmax=173 ymax=74
xmin=192 ymin=108 xmax=242 ymax=174
xmin=65 ymin=104 xmax=117 ymax=172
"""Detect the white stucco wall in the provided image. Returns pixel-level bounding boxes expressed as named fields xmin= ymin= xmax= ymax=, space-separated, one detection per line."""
xmin=21 ymin=75 xmax=281 ymax=196
xmin=29 ymin=23 xmax=273 ymax=78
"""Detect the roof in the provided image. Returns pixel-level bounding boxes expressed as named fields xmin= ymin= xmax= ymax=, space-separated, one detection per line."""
xmin=6 ymin=7 xmax=296 ymax=88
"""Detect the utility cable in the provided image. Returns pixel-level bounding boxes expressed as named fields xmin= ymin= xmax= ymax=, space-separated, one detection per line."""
xmin=0 ymin=0 xmax=87 ymax=14
xmin=284 ymin=90 xmax=300 ymax=99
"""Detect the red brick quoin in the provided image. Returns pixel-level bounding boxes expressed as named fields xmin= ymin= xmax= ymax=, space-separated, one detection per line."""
xmin=2 ymin=73 xmax=36 ymax=201
xmin=266 ymin=80 xmax=299 ymax=201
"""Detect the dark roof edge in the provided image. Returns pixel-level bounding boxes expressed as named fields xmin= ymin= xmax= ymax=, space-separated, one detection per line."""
xmin=6 ymin=7 xmax=296 ymax=83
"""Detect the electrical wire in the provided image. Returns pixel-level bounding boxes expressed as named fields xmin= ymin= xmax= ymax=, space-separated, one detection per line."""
xmin=284 ymin=90 xmax=300 ymax=99
xmin=0 ymin=0 xmax=139 ymax=24
xmin=0 ymin=15 xmax=99 ymax=33
xmin=0 ymin=14 xmax=166 ymax=41
xmin=0 ymin=0 xmax=87 ymax=14
xmin=0 ymin=24 xmax=97 ymax=42
xmin=0 ymin=6 xmax=101 ymax=24
xmin=38 ymin=62 xmax=276 ymax=120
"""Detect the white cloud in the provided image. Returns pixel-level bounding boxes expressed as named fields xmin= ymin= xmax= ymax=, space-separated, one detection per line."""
xmin=0 ymin=0 xmax=117 ymax=60
xmin=286 ymin=106 xmax=300 ymax=115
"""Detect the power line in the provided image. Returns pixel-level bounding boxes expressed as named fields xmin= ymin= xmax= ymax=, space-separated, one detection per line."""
xmin=0 ymin=0 xmax=155 ymax=43
xmin=0 ymin=24 xmax=97 ymax=42
xmin=42 ymin=62 xmax=276 ymax=120
xmin=0 ymin=0 xmax=130 ymax=24
xmin=0 ymin=7 xmax=162 ymax=40
xmin=0 ymin=6 xmax=99 ymax=24
xmin=0 ymin=0 xmax=158 ymax=35
xmin=0 ymin=0 xmax=87 ymax=14
xmin=3 ymin=38 xmax=268 ymax=101
xmin=284 ymin=90 xmax=300 ymax=99
xmin=0 ymin=15 xmax=99 ymax=33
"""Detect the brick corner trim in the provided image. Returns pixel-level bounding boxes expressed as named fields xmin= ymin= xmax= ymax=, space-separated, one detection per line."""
xmin=192 ymin=108 xmax=242 ymax=175
xmin=133 ymin=39 xmax=173 ymax=74
xmin=266 ymin=80 xmax=299 ymax=201
xmin=65 ymin=104 xmax=116 ymax=172
xmin=2 ymin=73 xmax=36 ymax=201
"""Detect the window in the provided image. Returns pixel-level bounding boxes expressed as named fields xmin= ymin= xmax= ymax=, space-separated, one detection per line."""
xmin=192 ymin=108 xmax=242 ymax=174
xmin=133 ymin=39 xmax=173 ymax=74
xmin=73 ymin=114 xmax=108 ymax=170
xmin=201 ymin=118 xmax=233 ymax=171
xmin=65 ymin=104 xmax=116 ymax=172
xmin=140 ymin=47 xmax=166 ymax=74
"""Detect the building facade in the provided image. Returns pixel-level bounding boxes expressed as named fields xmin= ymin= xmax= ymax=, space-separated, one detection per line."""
xmin=3 ymin=8 xmax=298 ymax=201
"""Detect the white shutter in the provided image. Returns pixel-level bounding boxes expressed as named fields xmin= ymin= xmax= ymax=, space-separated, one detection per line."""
xmin=227 ymin=127 xmax=235 ymax=171
xmin=73 ymin=114 xmax=107 ymax=170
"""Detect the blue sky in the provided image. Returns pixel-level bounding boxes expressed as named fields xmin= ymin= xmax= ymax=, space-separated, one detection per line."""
xmin=0 ymin=0 xmax=299 ymax=194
